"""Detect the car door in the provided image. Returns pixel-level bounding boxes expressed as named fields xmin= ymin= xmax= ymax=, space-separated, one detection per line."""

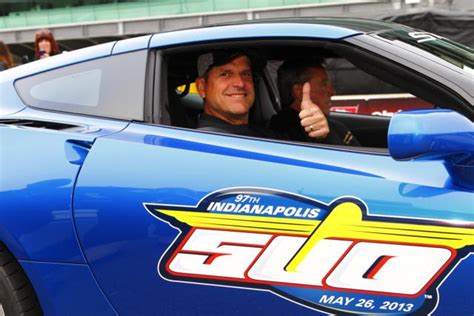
xmin=73 ymin=122 xmax=474 ymax=315
xmin=0 ymin=45 xmax=145 ymax=265
xmin=1 ymin=46 xmax=150 ymax=314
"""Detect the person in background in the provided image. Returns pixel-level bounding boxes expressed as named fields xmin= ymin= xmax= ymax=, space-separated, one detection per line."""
xmin=34 ymin=28 xmax=60 ymax=60
xmin=0 ymin=40 xmax=13 ymax=71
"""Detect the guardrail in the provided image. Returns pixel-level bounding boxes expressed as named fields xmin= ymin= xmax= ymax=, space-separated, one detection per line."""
xmin=0 ymin=0 xmax=343 ymax=29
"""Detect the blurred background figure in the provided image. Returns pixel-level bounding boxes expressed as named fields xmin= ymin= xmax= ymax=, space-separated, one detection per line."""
xmin=34 ymin=28 xmax=60 ymax=60
xmin=0 ymin=40 xmax=13 ymax=71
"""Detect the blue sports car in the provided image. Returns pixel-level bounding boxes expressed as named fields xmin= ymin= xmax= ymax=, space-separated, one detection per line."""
xmin=0 ymin=18 xmax=473 ymax=315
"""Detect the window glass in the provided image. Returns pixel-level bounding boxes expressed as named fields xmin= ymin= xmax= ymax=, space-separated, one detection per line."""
xmin=266 ymin=58 xmax=434 ymax=118
xmin=30 ymin=69 xmax=101 ymax=107
xmin=325 ymin=58 xmax=433 ymax=117
xmin=378 ymin=30 xmax=474 ymax=72
xmin=16 ymin=50 xmax=147 ymax=120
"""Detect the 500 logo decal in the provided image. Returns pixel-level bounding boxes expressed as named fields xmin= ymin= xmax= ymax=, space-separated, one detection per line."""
xmin=144 ymin=188 xmax=473 ymax=315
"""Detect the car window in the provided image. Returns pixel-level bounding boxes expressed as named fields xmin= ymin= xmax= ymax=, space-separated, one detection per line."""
xmin=266 ymin=57 xmax=434 ymax=118
xmin=378 ymin=29 xmax=474 ymax=73
xmin=325 ymin=58 xmax=434 ymax=117
xmin=159 ymin=39 xmax=467 ymax=149
xmin=30 ymin=69 xmax=102 ymax=107
xmin=15 ymin=50 xmax=147 ymax=120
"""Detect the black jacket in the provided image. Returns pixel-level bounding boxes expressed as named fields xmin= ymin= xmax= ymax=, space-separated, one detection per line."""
xmin=197 ymin=114 xmax=280 ymax=139
xmin=270 ymin=108 xmax=360 ymax=146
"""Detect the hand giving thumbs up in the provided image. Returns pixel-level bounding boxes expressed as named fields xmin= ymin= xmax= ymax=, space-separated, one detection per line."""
xmin=298 ymin=82 xmax=329 ymax=139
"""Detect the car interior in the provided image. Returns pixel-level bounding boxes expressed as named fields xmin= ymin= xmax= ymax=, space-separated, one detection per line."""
xmin=157 ymin=39 xmax=455 ymax=149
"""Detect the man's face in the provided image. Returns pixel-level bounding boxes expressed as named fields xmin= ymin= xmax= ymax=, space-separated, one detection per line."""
xmin=196 ymin=55 xmax=255 ymax=125
xmin=297 ymin=67 xmax=335 ymax=116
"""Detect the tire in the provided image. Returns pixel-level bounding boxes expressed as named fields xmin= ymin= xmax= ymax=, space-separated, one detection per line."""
xmin=0 ymin=244 xmax=42 ymax=316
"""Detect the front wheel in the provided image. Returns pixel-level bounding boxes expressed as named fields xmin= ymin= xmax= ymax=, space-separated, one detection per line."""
xmin=0 ymin=244 xmax=42 ymax=316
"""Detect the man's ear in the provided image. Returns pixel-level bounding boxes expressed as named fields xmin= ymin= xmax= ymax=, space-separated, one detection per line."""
xmin=195 ymin=77 xmax=206 ymax=98
xmin=291 ymin=83 xmax=303 ymax=102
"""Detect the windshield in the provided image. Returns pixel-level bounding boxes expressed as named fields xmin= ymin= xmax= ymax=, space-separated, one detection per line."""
xmin=377 ymin=29 xmax=474 ymax=73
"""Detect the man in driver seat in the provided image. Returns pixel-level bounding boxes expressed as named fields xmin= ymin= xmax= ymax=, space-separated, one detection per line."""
xmin=195 ymin=49 xmax=330 ymax=140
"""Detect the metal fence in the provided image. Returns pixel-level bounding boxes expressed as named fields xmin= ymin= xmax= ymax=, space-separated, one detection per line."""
xmin=0 ymin=0 xmax=343 ymax=29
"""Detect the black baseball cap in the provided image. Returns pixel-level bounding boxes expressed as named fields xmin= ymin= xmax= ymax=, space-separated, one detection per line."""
xmin=197 ymin=49 xmax=264 ymax=77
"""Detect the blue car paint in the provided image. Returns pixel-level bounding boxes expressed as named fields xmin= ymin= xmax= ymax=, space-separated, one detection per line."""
xmin=433 ymin=253 xmax=474 ymax=316
xmin=149 ymin=23 xmax=361 ymax=49
xmin=0 ymin=126 xmax=90 ymax=263
xmin=19 ymin=260 xmax=117 ymax=315
xmin=388 ymin=109 xmax=474 ymax=161
xmin=112 ymin=35 xmax=152 ymax=55
xmin=0 ymin=79 xmax=26 ymax=116
xmin=71 ymin=122 xmax=473 ymax=314
xmin=389 ymin=109 xmax=474 ymax=190
xmin=105 ymin=123 xmax=466 ymax=192
xmin=0 ymin=108 xmax=130 ymax=262
xmin=65 ymin=139 xmax=94 ymax=165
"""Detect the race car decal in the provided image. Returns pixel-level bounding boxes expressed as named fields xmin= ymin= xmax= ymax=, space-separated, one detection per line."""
xmin=144 ymin=188 xmax=474 ymax=315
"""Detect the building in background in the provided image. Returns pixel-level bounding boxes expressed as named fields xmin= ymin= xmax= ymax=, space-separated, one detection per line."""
xmin=0 ymin=0 xmax=472 ymax=64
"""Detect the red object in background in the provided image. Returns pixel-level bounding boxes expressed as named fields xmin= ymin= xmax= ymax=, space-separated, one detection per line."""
xmin=330 ymin=94 xmax=433 ymax=117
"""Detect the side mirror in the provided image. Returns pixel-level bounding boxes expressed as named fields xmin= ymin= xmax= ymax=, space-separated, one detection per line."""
xmin=388 ymin=109 xmax=474 ymax=189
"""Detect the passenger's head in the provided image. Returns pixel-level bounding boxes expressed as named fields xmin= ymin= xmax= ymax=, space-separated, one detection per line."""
xmin=34 ymin=29 xmax=60 ymax=59
xmin=278 ymin=58 xmax=335 ymax=115
xmin=195 ymin=49 xmax=259 ymax=125
xmin=0 ymin=41 xmax=13 ymax=69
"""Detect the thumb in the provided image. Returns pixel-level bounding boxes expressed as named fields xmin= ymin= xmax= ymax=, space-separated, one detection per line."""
xmin=300 ymin=82 xmax=312 ymax=110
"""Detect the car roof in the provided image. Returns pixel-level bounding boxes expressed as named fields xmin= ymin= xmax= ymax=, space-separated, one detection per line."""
xmin=146 ymin=17 xmax=413 ymax=51
xmin=148 ymin=22 xmax=360 ymax=50
xmin=110 ymin=17 xmax=410 ymax=55
xmin=208 ymin=17 xmax=413 ymax=33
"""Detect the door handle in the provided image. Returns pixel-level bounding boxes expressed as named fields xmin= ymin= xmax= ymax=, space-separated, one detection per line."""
xmin=65 ymin=139 xmax=93 ymax=165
